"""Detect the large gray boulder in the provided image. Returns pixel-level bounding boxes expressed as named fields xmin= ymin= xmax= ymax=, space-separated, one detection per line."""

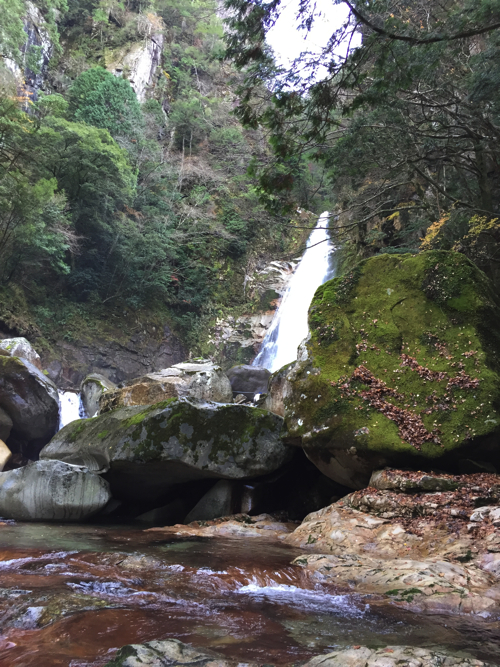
xmin=0 ymin=355 xmax=59 ymax=443
xmin=100 ymin=361 xmax=232 ymax=413
xmin=80 ymin=373 xmax=117 ymax=417
xmin=0 ymin=460 xmax=111 ymax=521
xmin=41 ymin=398 xmax=289 ymax=501
xmin=0 ymin=337 xmax=42 ymax=369
xmin=226 ymin=364 xmax=271 ymax=399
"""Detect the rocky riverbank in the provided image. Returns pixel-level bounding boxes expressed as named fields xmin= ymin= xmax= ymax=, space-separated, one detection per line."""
xmin=0 ymin=250 xmax=500 ymax=666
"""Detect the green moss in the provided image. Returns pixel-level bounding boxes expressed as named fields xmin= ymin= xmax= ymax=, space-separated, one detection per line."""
xmin=121 ymin=399 xmax=177 ymax=428
xmin=286 ymin=251 xmax=500 ymax=461
xmin=45 ymin=398 xmax=285 ymax=477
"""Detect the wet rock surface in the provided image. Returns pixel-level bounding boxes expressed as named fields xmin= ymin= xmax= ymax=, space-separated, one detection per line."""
xmin=103 ymin=638 xmax=251 ymax=667
xmin=99 ymin=362 xmax=233 ymax=413
xmin=41 ymin=398 xmax=288 ymax=501
xmin=285 ymin=469 xmax=500 ymax=616
xmin=303 ymin=645 xmax=489 ymax=667
xmin=147 ymin=513 xmax=297 ymax=540
xmin=103 ymin=639 xmax=491 ymax=667
xmin=0 ymin=460 xmax=111 ymax=521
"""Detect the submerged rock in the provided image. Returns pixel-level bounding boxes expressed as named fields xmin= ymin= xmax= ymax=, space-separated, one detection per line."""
xmin=80 ymin=373 xmax=117 ymax=417
xmin=147 ymin=513 xmax=296 ymax=540
xmin=0 ymin=460 xmax=111 ymax=521
xmin=99 ymin=361 xmax=232 ymax=413
xmin=284 ymin=251 xmax=500 ymax=488
xmin=104 ymin=637 xmax=249 ymax=667
xmin=302 ymin=645 xmax=489 ymax=667
xmin=103 ymin=637 xmax=490 ymax=667
xmin=0 ymin=355 xmax=59 ymax=444
xmin=41 ymin=398 xmax=288 ymax=501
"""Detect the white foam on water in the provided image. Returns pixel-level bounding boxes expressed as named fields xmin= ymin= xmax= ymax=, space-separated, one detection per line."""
xmin=236 ymin=581 xmax=365 ymax=616
xmin=253 ymin=211 xmax=335 ymax=372
xmin=58 ymin=391 xmax=87 ymax=430
xmin=0 ymin=551 xmax=77 ymax=570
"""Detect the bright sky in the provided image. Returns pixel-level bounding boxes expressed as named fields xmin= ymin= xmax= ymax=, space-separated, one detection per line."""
xmin=267 ymin=0 xmax=359 ymax=70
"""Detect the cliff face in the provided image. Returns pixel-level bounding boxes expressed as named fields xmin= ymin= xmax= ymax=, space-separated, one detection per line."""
xmin=104 ymin=33 xmax=164 ymax=102
xmin=4 ymin=1 xmax=53 ymax=102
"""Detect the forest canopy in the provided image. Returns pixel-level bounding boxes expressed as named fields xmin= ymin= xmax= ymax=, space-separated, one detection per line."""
xmin=225 ymin=0 xmax=500 ymax=284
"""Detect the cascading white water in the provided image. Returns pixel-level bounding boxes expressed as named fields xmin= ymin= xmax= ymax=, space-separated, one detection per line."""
xmin=58 ymin=391 xmax=87 ymax=430
xmin=253 ymin=211 xmax=335 ymax=373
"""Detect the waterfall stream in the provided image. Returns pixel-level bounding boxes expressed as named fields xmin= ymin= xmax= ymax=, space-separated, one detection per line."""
xmin=253 ymin=211 xmax=335 ymax=372
xmin=58 ymin=391 xmax=87 ymax=430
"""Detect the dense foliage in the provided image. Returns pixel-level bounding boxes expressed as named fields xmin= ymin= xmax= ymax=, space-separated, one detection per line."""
xmin=0 ymin=0 xmax=308 ymax=346
xmin=225 ymin=0 xmax=500 ymax=285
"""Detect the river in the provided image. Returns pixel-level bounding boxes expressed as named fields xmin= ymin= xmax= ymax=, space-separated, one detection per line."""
xmin=0 ymin=523 xmax=499 ymax=666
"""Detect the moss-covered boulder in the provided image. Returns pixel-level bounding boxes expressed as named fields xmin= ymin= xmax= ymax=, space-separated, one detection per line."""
xmin=40 ymin=398 xmax=288 ymax=501
xmin=284 ymin=251 xmax=500 ymax=488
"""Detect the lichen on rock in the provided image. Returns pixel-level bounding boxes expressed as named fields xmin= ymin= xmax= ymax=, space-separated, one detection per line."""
xmin=284 ymin=251 xmax=500 ymax=487
xmin=40 ymin=398 xmax=289 ymax=501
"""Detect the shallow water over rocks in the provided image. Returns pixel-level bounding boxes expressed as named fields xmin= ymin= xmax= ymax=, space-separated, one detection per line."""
xmin=0 ymin=523 xmax=499 ymax=666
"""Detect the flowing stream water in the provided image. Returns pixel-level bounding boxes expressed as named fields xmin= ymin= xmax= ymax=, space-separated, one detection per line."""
xmin=0 ymin=524 xmax=499 ymax=666
xmin=253 ymin=212 xmax=335 ymax=372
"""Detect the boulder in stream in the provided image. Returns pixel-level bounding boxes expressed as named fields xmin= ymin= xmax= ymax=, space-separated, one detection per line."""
xmin=99 ymin=361 xmax=233 ymax=413
xmin=0 ymin=459 xmax=111 ymax=521
xmin=0 ymin=355 xmax=59 ymax=444
xmin=104 ymin=638 xmax=247 ymax=667
xmin=41 ymin=398 xmax=289 ymax=501
xmin=284 ymin=251 xmax=500 ymax=488
xmin=80 ymin=373 xmax=117 ymax=417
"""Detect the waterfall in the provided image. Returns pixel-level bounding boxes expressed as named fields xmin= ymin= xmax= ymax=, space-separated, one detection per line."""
xmin=58 ymin=391 xmax=87 ymax=430
xmin=253 ymin=211 xmax=335 ymax=373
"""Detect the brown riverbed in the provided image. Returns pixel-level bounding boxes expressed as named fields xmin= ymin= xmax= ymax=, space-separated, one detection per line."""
xmin=0 ymin=523 xmax=499 ymax=666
